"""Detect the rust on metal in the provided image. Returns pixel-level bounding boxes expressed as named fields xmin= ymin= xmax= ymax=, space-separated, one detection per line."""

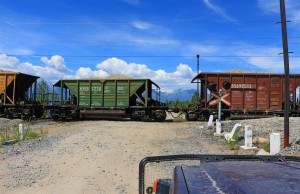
xmin=192 ymin=72 xmax=300 ymax=113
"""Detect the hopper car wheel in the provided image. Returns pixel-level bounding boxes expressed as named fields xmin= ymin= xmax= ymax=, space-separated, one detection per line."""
xmin=4 ymin=109 xmax=12 ymax=119
xmin=185 ymin=112 xmax=198 ymax=121
xmin=188 ymin=104 xmax=198 ymax=112
xmin=52 ymin=115 xmax=59 ymax=121
xmin=6 ymin=113 xmax=13 ymax=119
xmin=154 ymin=110 xmax=167 ymax=122
xmin=24 ymin=113 xmax=33 ymax=121
xmin=130 ymin=110 xmax=141 ymax=121
xmin=34 ymin=108 xmax=44 ymax=118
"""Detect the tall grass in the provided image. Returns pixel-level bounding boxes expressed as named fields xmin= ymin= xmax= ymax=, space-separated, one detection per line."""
xmin=0 ymin=125 xmax=48 ymax=144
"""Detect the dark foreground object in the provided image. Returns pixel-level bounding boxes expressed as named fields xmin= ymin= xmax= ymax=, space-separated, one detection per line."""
xmin=139 ymin=155 xmax=300 ymax=194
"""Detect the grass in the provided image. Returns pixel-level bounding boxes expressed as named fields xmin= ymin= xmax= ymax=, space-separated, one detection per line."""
xmin=228 ymin=130 xmax=240 ymax=150
xmin=25 ymin=129 xmax=41 ymax=139
xmin=0 ymin=124 xmax=48 ymax=145
xmin=259 ymin=142 xmax=270 ymax=153
xmin=0 ymin=124 xmax=20 ymax=143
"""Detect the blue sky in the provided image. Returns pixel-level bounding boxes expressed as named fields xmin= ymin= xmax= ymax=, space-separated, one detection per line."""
xmin=0 ymin=0 xmax=300 ymax=92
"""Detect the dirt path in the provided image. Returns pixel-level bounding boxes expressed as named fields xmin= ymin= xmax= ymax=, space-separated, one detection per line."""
xmin=0 ymin=120 xmax=230 ymax=194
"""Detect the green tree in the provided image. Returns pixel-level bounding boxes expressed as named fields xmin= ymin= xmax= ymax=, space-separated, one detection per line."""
xmin=36 ymin=79 xmax=51 ymax=104
xmin=191 ymin=91 xmax=198 ymax=103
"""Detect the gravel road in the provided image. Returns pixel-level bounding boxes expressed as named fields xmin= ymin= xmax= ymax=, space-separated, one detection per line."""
xmin=0 ymin=117 xmax=300 ymax=194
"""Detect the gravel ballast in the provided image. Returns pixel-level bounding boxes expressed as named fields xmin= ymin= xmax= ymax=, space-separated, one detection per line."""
xmin=0 ymin=117 xmax=299 ymax=193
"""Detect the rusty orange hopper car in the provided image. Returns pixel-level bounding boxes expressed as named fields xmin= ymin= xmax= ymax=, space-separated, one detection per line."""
xmin=0 ymin=71 xmax=44 ymax=120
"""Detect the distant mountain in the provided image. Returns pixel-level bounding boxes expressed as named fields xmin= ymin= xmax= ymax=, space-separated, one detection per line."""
xmin=155 ymin=89 xmax=196 ymax=102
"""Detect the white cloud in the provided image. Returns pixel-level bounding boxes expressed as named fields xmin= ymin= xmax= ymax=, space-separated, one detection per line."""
xmin=257 ymin=0 xmax=300 ymax=13
xmin=172 ymin=64 xmax=194 ymax=78
xmin=132 ymin=21 xmax=152 ymax=30
xmin=41 ymin=55 xmax=70 ymax=72
xmin=0 ymin=54 xmax=66 ymax=83
xmin=257 ymin=0 xmax=279 ymax=13
xmin=202 ymin=0 xmax=236 ymax=22
xmin=96 ymin=57 xmax=196 ymax=91
xmin=66 ymin=67 xmax=108 ymax=79
xmin=0 ymin=54 xmax=198 ymax=92
xmin=235 ymin=46 xmax=300 ymax=71
xmin=0 ymin=54 xmax=19 ymax=69
xmin=257 ymin=0 xmax=300 ymax=22
xmin=97 ymin=57 xmax=155 ymax=77
xmin=21 ymin=62 xmax=66 ymax=83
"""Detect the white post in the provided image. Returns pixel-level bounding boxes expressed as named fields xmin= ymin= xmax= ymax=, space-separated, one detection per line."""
xmin=207 ymin=115 xmax=213 ymax=127
xmin=270 ymin=133 xmax=281 ymax=155
xmin=244 ymin=125 xmax=252 ymax=148
xmin=241 ymin=125 xmax=257 ymax=150
xmin=224 ymin=123 xmax=241 ymax=142
xmin=216 ymin=119 xmax=221 ymax=134
xmin=19 ymin=124 xmax=24 ymax=140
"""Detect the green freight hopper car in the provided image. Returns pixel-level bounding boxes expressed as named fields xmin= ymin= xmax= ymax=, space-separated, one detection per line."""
xmin=49 ymin=78 xmax=168 ymax=121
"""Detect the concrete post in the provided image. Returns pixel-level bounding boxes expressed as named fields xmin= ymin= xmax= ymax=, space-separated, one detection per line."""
xmin=224 ymin=123 xmax=241 ymax=142
xmin=207 ymin=115 xmax=213 ymax=127
xmin=244 ymin=125 xmax=252 ymax=148
xmin=241 ymin=125 xmax=257 ymax=150
xmin=216 ymin=119 xmax=221 ymax=134
xmin=19 ymin=124 xmax=25 ymax=140
xmin=270 ymin=133 xmax=281 ymax=155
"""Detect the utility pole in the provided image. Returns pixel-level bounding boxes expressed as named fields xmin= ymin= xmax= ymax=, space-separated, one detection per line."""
xmin=196 ymin=54 xmax=200 ymax=101
xmin=279 ymin=0 xmax=290 ymax=148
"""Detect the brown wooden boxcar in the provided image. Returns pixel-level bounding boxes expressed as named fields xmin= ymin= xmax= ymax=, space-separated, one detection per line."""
xmin=185 ymin=72 xmax=300 ymax=120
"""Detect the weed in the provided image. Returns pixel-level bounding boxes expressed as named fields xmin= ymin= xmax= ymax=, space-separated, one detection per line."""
xmin=0 ymin=125 xmax=48 ymax=145
xmin=228 ymin=140 xmax=239 ymax=150
xmin=260 ymin=143 xmax=270 ymax=153
xmin=228 ymin=130 xmax=239 ymax=150
xmin=25 ymin=128 xmax=42 ymax=139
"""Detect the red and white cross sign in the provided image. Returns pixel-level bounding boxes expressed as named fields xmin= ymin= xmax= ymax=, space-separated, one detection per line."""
xmin=208 ymin=92 xmax=232 ymax=107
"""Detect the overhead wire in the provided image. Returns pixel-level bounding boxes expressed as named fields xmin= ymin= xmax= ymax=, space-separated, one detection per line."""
xmin=5 ymin=19 xmax=300 ymax=25
xmin=3 ymin=18 xmax=300 ymax=62
xmin=3 ymin=54 xmax=300 ymax=58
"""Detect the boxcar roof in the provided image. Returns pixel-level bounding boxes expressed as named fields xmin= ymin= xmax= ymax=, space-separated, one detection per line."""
xmin=192 ymin=72 xmax=300 ymax=82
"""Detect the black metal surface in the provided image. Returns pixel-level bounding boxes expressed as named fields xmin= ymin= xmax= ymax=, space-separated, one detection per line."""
xmin=138 ymin=154 xmax=300 ymax=194
xmin=279 ymin=0 xmax=291 ymax=147
xmin=182 ymin=161 xmax=300 ymax=193
xmin=196 ymin=54 xmax=200 ymax=101
xmin=173 ymin=167 xmax=189 ymax=194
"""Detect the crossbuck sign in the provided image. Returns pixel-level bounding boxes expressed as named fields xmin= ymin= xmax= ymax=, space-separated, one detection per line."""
xmin=208 ymin=92 xmax=231 ymax=107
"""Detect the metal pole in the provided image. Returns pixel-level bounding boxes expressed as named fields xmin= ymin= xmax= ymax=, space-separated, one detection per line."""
xmin=196 ymin=54 xmax=200 ymax=101
xmin=34 ymin=81 xmax=37 ymax=102
xmin=279 ymin=0 xmax=290 ymax=147
xmin=218 ymin=89 xmax=222 ymax=121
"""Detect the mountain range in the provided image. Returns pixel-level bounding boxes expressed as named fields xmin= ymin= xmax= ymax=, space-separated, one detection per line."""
xmin=157 ymin=89 xmax=196 ymax=102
